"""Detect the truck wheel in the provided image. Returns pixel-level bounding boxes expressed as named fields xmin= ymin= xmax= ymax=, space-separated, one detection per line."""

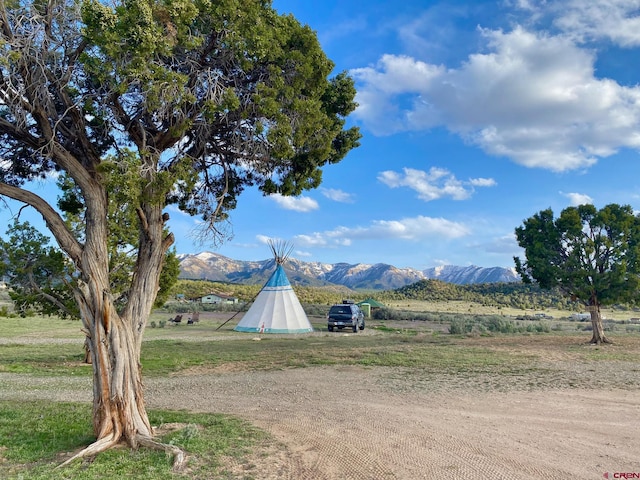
xmin=352 ymin=325 xmax=357 ymax=332
xmin=328 ymin=326 xmax=334 ymax=332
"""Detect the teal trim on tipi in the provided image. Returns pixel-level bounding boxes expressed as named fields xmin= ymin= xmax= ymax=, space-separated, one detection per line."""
xmin=264 ymin=264 xmax=290 ymax=288
xmin=234 ymin=241 xmax=313 ymax=334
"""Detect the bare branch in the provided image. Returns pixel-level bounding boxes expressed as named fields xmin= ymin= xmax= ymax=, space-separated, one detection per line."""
xmin=0 ymin=183 xmax=83 ymax=264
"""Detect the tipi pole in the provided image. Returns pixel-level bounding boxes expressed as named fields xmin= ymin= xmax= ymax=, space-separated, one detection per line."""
xmin=215 ymin=294 xmax=255 ymax=331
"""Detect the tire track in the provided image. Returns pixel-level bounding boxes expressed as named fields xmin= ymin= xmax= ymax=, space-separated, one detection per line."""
xmin=145 ymin=367 xmax=640 ymax=479
xmin=3 ymin=366 xmax=639 ymax=479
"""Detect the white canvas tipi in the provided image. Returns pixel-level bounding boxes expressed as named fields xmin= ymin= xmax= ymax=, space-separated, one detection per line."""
xmin=234 ymin=241 xmax=313 ymax=334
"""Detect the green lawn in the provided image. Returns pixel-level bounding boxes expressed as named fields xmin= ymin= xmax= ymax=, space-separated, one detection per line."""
xmin=0 ymin=400 xmax=269 ymax=480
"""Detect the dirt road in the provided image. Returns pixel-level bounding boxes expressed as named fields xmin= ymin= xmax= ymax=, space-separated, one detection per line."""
xmin=140 ymin=363 xmax=639 ymax=480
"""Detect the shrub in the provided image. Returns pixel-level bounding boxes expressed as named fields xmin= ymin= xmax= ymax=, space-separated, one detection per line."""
xmin=484 ymin=316 xmax=516 ymax=333
xmin=373 ymin=307 xmax=396 ymax=320
xmin=304 ymin=304 xmax=329 ymax=316
xmin=525 ymin=322 xmax=551 ymax=333
xmin=449 ymin=317 xmax=474 ymax=334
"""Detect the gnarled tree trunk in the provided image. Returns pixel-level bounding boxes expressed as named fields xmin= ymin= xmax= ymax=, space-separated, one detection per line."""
xmin=82 ymin=292 xmax=151 ymax=444
xmin=57 ymin=189 xmax=182 ymax=468
xmin=588 ymin=304 xmax=610 ymax=345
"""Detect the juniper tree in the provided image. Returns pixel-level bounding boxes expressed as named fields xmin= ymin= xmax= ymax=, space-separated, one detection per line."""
xmin=514 ymin=204 xmax=640 ymax=344
xmin=0 ymin=0 xmax=360 ymax=466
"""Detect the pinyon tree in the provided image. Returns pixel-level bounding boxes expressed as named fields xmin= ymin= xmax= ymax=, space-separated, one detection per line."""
xmin=514 ymin=204 xmax=640 ymax=345
xmin=0 ymin=0 xmax=360 ymax=467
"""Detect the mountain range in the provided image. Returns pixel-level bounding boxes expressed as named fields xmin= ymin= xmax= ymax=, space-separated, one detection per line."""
xmin=178 ymin=252 xmax=520 ymax=290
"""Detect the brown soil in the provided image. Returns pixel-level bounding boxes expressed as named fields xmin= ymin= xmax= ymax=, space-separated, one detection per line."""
xmin=144 ymin=363 xmax=640 ymax=479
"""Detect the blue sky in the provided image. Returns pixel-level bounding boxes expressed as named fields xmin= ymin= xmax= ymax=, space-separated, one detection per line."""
xmin=4 ymin=0 xmax=640 ymax=270
xmin=189 ymin=0 xmax=640 ymax=269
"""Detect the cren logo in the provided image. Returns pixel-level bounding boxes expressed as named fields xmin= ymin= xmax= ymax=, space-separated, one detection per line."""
xmin=604 ymin=474 xmax=609 ymax=479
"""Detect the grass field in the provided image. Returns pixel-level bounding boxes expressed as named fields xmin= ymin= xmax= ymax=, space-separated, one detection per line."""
xmin=1 ymin=303 xmax=639 ymax=478
xmin=380 ymin=298 xmax=637 ymax=321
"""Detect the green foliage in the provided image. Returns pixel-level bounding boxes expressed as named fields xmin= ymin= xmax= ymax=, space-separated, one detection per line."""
xmin=449 ymin=317 xmax=475 ymax=335
xmin=0 ymin=221 xmax=78 ymax=318
xmin=381 ymin=279 xmax=577 ymax=311
xmin=171 ymin=278 xmax=354 ymax=305
xmin=155 ymin=249 xmax=180 ymax=308
xmin=372 ymin=306 xmax=395 ymax=320
xmin=514 ymin=204 xmax=640 ymax=309
xmin=171 ymin=276 xmax=597 ymax=314
xmin=172 ymin=279 xmax=259 ymax=302
xmin=484 ymin=316 xmax=517 ymax=333
xmin=0 ymin=219 xmax=180 ymax=316
xmin=447 ymin=315 xmax=551 ymax=335
xmin=57 ymin=168 xmax=181 ymax=310
xmin=75 ymin=0 xmax=362 ymax=225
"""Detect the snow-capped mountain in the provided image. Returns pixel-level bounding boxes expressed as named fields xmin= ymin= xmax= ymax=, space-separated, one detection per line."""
xmin=178 ymin=252 xmax=520 ymax=290
xmin=423 ymin=265 xmax=519 ymax=285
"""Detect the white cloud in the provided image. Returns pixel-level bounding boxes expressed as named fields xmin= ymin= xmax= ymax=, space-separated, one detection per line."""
xmin=255 ymin=234 xmax=275 ymax=246
xmin=369 ymin=216 xmax=470 ymax=239
xmin=478 ymin=234 xmax=522 ymax=255
xmin=552 ymin=0 xmax=640 ymax=47
xmin=469 ymin=177 xmax=497 ymax=187
xmin=268 ymin=194 xmax=319 ymax=212
xmin=561 ymin=191 xmax=594 ymax=206
xmin=294 ymin=215 xmax=470 ymax=248
xmin=165 ymin=204 xmax=193 ymax=217
xmin=378 ymin=167 xmax=496 ymax=201
xmin=321 ymin=188 xmax=355 ymax=203
xmin=508 ymin=0 xmax=539 ymax=12
xmin=351 ymin=26 xmax=640 ymax=172
xmin=294 ymin=231 xmax=351 ymax=248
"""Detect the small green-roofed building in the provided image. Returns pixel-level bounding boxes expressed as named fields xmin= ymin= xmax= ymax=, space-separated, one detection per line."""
xmin=358 ymin=298 xmax=384 ymax=308
xmin=357 ymin=298 xmax=384 ymax=317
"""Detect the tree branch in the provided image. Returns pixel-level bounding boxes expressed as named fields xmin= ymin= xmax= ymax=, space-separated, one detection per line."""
xmin=0 ymin=183 xmax=83 ymax=265
xmin=33 ymin=285 xmax=76 ymax=317
xmin=0 ymin=117 xmax=42 ymax=149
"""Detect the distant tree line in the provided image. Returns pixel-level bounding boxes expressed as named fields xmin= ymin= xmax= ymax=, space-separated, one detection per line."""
xmin=380 ymin=280 xmax=580 ymax=311
xmin=169 ymin=278 xmax=608 ymax=312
